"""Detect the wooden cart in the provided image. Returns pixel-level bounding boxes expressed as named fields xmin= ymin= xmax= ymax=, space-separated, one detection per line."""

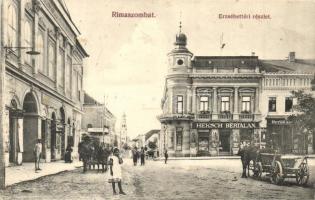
xmin=250 ymin=153 xmax=310 ymax=185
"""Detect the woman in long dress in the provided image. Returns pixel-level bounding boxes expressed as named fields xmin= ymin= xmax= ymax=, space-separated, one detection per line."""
xmin=108 ymin=148 xmax=126 ymax=195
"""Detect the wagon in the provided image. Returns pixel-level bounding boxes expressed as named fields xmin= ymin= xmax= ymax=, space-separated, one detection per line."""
xmin=250 ymin=153 xmax=310 ymax=185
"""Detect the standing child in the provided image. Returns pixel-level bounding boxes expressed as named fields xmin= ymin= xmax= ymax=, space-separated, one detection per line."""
xmin=108 ymin=148 xmax=126 ymax=195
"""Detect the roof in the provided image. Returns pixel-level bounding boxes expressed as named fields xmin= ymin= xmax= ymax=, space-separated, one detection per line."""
xmin=83 ymin=93 xmax=115 ymax=117
xmin=261 ymin=59 xmax=315 ymax=73
xmin=84 ymin=93 xmax=102 ymax=106
xmin=144 ymin=129 xmax=160 ymax=141
xmin=192 ymin=56 xmax=259 ymax=68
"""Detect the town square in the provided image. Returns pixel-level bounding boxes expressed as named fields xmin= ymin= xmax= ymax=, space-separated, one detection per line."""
xmin=0 ymin=0 xmax=315 ymax=199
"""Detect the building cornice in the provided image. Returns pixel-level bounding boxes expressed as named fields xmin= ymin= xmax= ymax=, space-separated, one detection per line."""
xmin=189 ymin=73 xmax=263 ymax=79
xmin=6 ymin=64 xmax=82 ymax=112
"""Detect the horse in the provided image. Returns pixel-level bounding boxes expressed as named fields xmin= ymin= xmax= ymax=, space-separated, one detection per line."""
xmin=237 ymin=144 xmax=259 ymax=178
xmin=95 ymin=144 xmax=110 ymax=173
xmin=78 ymin=140 xmax=94 ymax=173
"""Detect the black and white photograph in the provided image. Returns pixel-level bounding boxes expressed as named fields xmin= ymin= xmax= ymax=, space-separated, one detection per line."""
xmin=0 ymin=0 xmax=315 ymax=199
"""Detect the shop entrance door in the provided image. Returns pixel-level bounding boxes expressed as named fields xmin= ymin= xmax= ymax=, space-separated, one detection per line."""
xmin=219 ymin=129 xmax=231 ymax=154
xmin=197 ymin=131 xmax=210 ymax=156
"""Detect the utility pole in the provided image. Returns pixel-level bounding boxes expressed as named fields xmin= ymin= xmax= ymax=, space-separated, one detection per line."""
xmin=0 ymin=0 xmax=7 ymax=189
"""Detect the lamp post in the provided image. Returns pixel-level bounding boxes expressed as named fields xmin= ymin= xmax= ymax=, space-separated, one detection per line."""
xmin=0 ymin=45 xmax=39 ymax=189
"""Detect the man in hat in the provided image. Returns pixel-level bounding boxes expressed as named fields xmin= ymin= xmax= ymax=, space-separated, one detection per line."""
xmin=34 ymin=139 xmax=42 ymax=172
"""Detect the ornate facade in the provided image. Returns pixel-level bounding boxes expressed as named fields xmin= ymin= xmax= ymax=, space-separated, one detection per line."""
xmin=1 ymin=0 xmax=88 ymax=165
xmin=158 ymin=28 xmax=315 ymax=157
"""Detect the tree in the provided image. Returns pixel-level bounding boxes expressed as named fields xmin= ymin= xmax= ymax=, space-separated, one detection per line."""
xmin=148 ymin=141 xmax=157 ymax=150
xmin=288 ymin=90 xmax=315 ymax=153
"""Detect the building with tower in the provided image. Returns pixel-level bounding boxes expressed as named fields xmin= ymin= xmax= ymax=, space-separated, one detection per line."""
xmin=158 ymin=23 xmax=315 ymax=157
xmin=119 ymin=113 xmax=128 ymax=149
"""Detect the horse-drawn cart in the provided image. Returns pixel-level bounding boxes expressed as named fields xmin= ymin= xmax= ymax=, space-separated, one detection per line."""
xmin=250 ymin=153 xmax=310 ymax=185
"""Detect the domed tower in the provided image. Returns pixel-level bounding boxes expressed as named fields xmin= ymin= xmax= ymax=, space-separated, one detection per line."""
xmin=167 ymin=22 xmax=193 ymax=74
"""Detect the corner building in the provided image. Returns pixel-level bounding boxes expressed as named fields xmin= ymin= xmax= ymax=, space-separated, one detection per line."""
xmin=158 ymin=30 xmax=262 ymax=157
xmin=1 ymin=0 xmax=88 ymax=165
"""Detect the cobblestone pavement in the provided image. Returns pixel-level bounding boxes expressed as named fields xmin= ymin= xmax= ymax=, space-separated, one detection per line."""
xmin=0 ymin=159 xmax=314 ymax=200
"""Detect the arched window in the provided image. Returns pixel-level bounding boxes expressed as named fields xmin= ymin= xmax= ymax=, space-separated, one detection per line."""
xmin=36 ymin=33 xmax=44 ymax=73
xmin=7 ymin=4 xmax=18 ymax=47
xmin=24 ymin=20 xmax=32 ymax=64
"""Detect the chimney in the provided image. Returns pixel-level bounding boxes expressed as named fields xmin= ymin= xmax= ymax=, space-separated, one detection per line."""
xmin=251 ymin=52 xmax=255 ymax=56
xmin=288 ymin=52 xmax=295 ymax=62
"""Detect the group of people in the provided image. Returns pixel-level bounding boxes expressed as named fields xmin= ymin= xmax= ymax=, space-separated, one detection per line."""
xmin=131 ymin=146 xmax=147 ymax=166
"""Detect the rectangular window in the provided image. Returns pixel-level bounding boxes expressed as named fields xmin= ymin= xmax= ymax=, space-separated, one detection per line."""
xmin=285 ymin=97 xmax=293 ymax=112
xmin=48 ymin=42 xmax=55 ymax=80
xmin=268 ymin=97 xmax=277 ymax=112
xmin=176 ymin=128 xmax=183 ymax=151
xmin=200 ymin=96 xmax=209 ymax=112
xmin=241 ymin=96 xmax=251 ymax=112
xmin=221 ymin=96 xmax=230 ymax=112
xmin=65 ymin=56 xmax=71 ymax=95
xmin=57 ymin=49 xmax=65 ymax=87
xmin=176 ymin=95 xmax=183 ymax=114
xmin=72 ymin=71 xmax=78 ymax=100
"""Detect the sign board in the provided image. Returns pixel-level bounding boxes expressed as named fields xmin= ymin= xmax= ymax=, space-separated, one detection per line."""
xmin=88 ymin=127 xmax=109 ymax=133
xmin=267 ymin=119 xmax=292 ymax=125
xmin=192 ymin=122 xmax=259 ymax=129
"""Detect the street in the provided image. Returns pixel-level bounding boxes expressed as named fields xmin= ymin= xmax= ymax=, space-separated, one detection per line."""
xmin=1 ymin=159 xmax=314 ymax=200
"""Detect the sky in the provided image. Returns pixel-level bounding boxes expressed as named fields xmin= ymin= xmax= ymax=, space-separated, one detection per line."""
xmin=65 ymin=0 xmax=315 ymax=139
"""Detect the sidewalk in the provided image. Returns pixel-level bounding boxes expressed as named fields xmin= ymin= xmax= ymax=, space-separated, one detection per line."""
xmin=155 ymin=154 xmax=315 ymax=161
xmin=5 ymin=160 xmax=82 ymax=187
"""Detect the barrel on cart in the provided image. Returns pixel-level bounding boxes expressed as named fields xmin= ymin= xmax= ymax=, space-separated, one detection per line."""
xmin=250 ymin=153 xmax=309 ymax=186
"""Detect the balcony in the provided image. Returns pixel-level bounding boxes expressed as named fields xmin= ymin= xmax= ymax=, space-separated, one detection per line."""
xmin=218 ymin=112 xmax=232 ymax=120
xmin=239 ymin=113 xmax=254 ymax=121
xmin=158 ymin=113 xmax=195 ymax=122
xmin=196 ymin=111 xmax=212 ymax=120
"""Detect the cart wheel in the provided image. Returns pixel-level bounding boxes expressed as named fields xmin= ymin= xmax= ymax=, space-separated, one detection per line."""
xmin=270 ymin=161 xmax=284 ymax=185
xmin=296 ymin=163 xmax=309 ymax=186
xmin=255 ymin=162 xmax=263 ymax=178
xmin=252 ymin=161 xmax=261 ymax=178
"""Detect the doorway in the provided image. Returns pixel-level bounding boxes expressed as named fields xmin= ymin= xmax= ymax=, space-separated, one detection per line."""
xmin=22 ymin=93 xmax=39 ymax=162
xmin=51 ymin=112 xmax=56 ymax=161
xmin=197 ymin=131 xmax=210 ymax=156
xmin=219 ymin=129 xmax=231 ymax=154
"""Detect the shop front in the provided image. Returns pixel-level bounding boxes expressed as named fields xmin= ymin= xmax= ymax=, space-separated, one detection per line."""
xmin=193 ymin=122 xmax=259 ymax=156
xmin=266 ymin=118 xmax=313 ymax=154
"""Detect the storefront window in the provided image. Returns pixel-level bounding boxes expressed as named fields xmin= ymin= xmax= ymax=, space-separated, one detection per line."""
xmin=285 ymin=97 xmax=293 ymax=112
xmin=200 ymin=96 xmax=209 ymax=112
xmin=241 ymin=96 xmax=251 ymax=112
xmin=198 ymin=131 xmax=209 ymax=152
xmin=221 ymin=96 xmax=230 ymax=112
xmin=268 ymin=97 xmax=276 ymax=112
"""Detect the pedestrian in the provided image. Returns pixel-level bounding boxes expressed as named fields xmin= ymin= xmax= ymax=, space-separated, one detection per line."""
xmin=132 ymin=147 xmax=138 ymax=166
xmin=65 ymin=145 xmax=73 ymax=163
xmin=108 ymin=148 xmax=126 ymax=195
xmin=164 ymin=149 xmax=168 ymax=164
xmin=34 ymin=139 xmax=42 ymax=172
xmin=140 ymin=147 xmax=145 ymax=166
